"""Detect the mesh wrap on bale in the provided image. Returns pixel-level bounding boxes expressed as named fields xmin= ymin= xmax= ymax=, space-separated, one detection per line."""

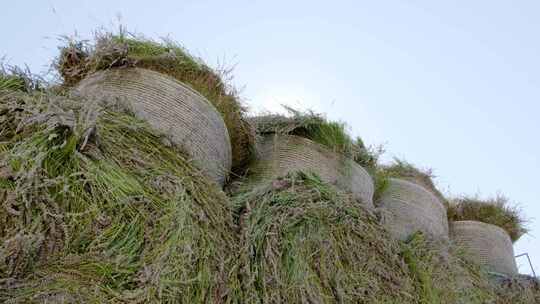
xmin=450 ymin=220 xmax=518 ymax=275
xmin=75 ymin=67 xmax=232 ymax=185
xmin=251 ymin=134 xmax=374 ymax=208
xmin=378 ymin=178 xmax=449 ymax=242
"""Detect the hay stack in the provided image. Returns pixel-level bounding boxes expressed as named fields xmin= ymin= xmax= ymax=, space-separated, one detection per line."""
xmin=251 ymin=134 xmax=374 ymax=208
xmin=450 ymin=220 xmax=518 ymax=276
xmin=235 ymin=172 xmax=416 ymax=303
xmin=378 ymin=178 xmax=449 ymax=242
xmin=57 ymin=34 xmax=255 ymax=175
xmin=0 ymin=91 xmax=240 ymax=303
xmin=75 ymin=67 xmax=232 ymax=185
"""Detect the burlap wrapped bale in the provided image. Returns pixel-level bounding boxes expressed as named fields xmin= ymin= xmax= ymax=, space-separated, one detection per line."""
xmin=75 ymin=67 xmax=232 ymax=185
xmin=378 ymin=178 xmax=449 ymax=242
xmin=251 ymin=134 xmax=374 ymax=208
xmin=451 ymin=220 xmax=518 ymax=275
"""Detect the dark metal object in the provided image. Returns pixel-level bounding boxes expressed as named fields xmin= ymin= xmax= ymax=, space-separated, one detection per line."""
xmin=515 ymin=253 xmax=537 ymax=277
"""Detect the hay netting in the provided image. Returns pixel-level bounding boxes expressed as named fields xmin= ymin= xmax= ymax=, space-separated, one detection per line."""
xmin=450 ymin=221 xmax=518 ymax=276
xmin=75 ymin=67 xmax=232 ymax=185
xmin=57 ymin=32 xmax=255 ymax=174
xmin=250 ymin=134 xmax=374 ymax=208
xmin=233 ymin=172 xmax=416 ymax=303
xmin=0 ymin=90 xmax=241 ymax=303
xmin=378 ymin=178 xmax=449 ymax=242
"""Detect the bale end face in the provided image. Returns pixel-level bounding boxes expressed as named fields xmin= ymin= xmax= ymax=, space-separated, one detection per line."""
xmin=251 ymin=134 xmax=374 ymax=208
xmin=75 ymin=67 xmax=232 ymax=185
xmin=378 ymin=178 xmax=449 ymax=242
xmin=450 ymin=220 xmax=518 ymax=276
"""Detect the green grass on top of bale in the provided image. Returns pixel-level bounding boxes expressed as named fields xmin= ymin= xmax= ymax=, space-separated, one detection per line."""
xmin=447 ymin=195 xmax=528 ymax=242
xmin=251 ymin=106 xmax=382 ymax=172
xmin=0 ymin=90 xmax=241 ymax=303
xmin=377 ymin=158 xmax=448 ymax=207
xmin=55 ymin=29 xmax=255 ymax=175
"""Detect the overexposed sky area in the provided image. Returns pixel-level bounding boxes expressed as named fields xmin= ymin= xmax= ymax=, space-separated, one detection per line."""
xmin=2 ymin=0 xmax=539 ymax=276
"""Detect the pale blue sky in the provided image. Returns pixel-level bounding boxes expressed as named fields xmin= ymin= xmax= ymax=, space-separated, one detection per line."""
xmin=2 ymin=0 xmax=539 ymax=276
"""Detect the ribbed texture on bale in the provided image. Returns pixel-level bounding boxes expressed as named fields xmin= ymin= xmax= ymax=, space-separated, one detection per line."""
xmin=378 ymin=178 xmax=449 ymax=242
xmin=251 ymin=134 xmax=374 ymax=208
xmin=450 ymin=220 xmax=518 ymax=275
xmin=74 ymin=67 xmax=232 ymax=185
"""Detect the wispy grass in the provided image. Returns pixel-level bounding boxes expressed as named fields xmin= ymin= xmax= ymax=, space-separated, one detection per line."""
xmin=251 ymin=106 xmax=383 ymax=171
xmin=0 ymin=90 xmax=241 ymax=302
xmin=401 ymin=232 xmax=498 ymax=304
xmin=233 ymin=171 xmax=416 ymax=303
xmin=55 ymin=28 xmax=255 ymax=174
xmin=0 ymin=64 xmax=44 ymax=92
xmin=379 ymin=158 xmax=448 ymax=206
xmin=447 ymin=195 xmax=527 ymax=242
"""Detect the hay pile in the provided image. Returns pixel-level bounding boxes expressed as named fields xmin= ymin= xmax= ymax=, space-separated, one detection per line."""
xmin=448 ymin=195 xmax=527 ymax=242
xmin=377 ymin=158 xmax=448 ymax=206
xmin=232 ymin=172 xmax=535 ymax=303
xmin=1 ymin=31 xmax=539 ymax=303
xmin=56 ymin=31 xmax=255 ymax=174
xmin=0 ymin=89 xmax=240 ymax=303
xmin=233 ymin=172 xmax=416 ymax=303
xmin=251 ymin=106 xmax=381 ymax=172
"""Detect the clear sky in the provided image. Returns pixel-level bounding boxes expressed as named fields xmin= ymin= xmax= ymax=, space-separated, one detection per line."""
xmin=2 ymin=0 xmax=539 ymax=276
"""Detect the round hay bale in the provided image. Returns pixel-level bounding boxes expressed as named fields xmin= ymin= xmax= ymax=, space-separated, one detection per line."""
xmin=75 ymin=67 xmax=232 ymax=185
xmin=450 ymin=220 xmax=518 ymax=275
xmin=251 ymin=134 xmax=374 ymax=208
xmin=378 ymin=178 xmax=449 ymax=241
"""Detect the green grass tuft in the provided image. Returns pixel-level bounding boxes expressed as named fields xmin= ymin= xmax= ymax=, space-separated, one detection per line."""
xmin=380 ymin=158 xmax=448 ymax=206
xmin=0 ymin=65 xmax=43 ymax=93
xmin=55 ymin=29 xmax=255 ymax=175
xmin=233 ymin=171 xmax=417 ymax=303
xmin=251 ymin=106 xmax=382 ymax=172
xmin=447 ymin=195 xmax=527 ymax=242
xmin=0 ymin=90 xmax=241 ymax=303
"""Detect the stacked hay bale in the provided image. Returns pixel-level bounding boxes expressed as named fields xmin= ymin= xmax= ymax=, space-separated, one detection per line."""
xmin=57 ymin=33 xmax=255 ymax=183
xmin=375 ymin=159 xmax=449 ymax=243
xmin=377 ymin=178 xmax=449 ymax=242
xmin=2 ymin=30 xmax=539 ymax=303
xmin=75 ymin=67 xmax=231 ymax=185
xmin=448 ymin=196 xmax=527 ymax=276
xmin=249 ymin=109 xmax=376 ymax=209
xmin=0 ymin=82 xmax=241 ymax=302
xmin=451 ymin=221 xmax=518 ymax=275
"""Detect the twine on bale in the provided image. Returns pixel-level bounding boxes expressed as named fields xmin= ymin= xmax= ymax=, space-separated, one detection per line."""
xmin=75 ymin=67 xmax=232 ymax=185
xmin=450 ymin=220 xmax=518 ymax=276
xmin=250 ymin=134 xmax=374 ymax=209
xmin=377 ymin=178 xmax=449 ymax=242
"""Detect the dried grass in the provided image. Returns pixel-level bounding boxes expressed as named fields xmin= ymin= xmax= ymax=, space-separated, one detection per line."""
xmin=251 ymin=106 xmax=382 ymax=172
xmin=55 ymin=29 xmax=255 ymax=175
xmin=233 ymin=171 xmax=416 ymax=303
xmin=378 ymin=158 xmax=448 ymax=206
xmin=447 ymin=195 xmax=527 ymax=242
xmin=0 ymin=90 xmax=241 ymax=303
